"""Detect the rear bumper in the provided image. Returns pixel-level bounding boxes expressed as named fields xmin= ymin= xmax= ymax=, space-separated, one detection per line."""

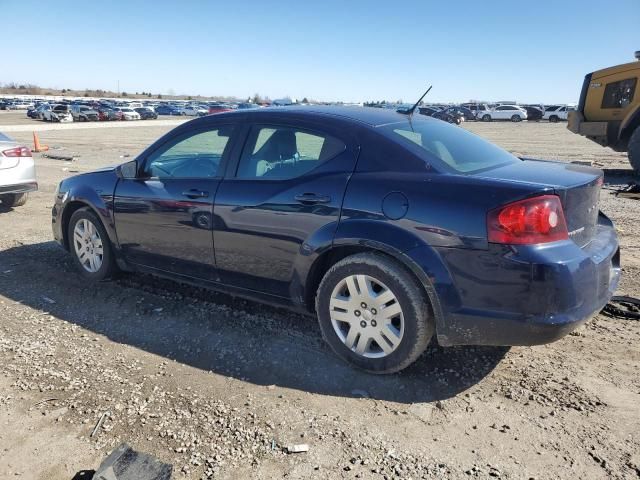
xmin=414 ymin=214 xmax=620 ymax=346
xmin=0 ymin=157 xmax=37 ymax=195
xmin=0 ymin=182 xmax=38 ymax=195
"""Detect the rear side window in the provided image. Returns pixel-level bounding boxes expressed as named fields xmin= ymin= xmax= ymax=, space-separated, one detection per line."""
xmin=601 ymin=78 xmax=637 ymax=109
xmin=382 ymin=119 xmax=519 ymax=174
xmin=236 ymin=126 xmax=345 ymax=179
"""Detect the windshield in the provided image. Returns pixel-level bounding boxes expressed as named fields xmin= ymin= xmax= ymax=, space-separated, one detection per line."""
xmin=381 ymin=118 xmax=520 ymax=174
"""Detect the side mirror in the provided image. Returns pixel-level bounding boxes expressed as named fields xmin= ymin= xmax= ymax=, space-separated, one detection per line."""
xmin=117 ymin=159 xmax=138 ymax=179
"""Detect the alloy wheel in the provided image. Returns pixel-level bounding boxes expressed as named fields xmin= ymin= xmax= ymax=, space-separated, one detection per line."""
xmin=73 ymin=219 xmax=104 ymax=273
xmin=329 ymin=274 xmax=404 ymax=358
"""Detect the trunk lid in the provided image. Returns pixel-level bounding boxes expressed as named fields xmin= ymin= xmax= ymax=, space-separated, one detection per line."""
xmin=475 ymin=159 xmax=603 ymax=247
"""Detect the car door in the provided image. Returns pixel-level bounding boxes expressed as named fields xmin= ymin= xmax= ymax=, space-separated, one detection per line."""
xmin=494 ymin=106 xmax=507 ymax=120
xmin=213 ymin=122 xmax=357 ymax=298
xmin=113 ymin=123 xmax=238 ymax=280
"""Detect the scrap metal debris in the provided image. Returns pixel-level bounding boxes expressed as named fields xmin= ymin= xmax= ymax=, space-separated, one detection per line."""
xmin=610 ymin=182 xmax=640 ymax=199
xmin=42 ymin=153 xmax=76 ymax=161
xmin=602 ymin=296 xmax=640 ymax=320
xmin=90 ymin=411 xmax=110 ymax=438
xmin=286 ymin=444 xmax=309 ymax=454
xmin=92 ymin=443 xmax=172 ymax=480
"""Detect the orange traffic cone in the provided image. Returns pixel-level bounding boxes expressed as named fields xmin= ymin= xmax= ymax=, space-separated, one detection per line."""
xmin=32 ymin=132 xmax=49 ymax=153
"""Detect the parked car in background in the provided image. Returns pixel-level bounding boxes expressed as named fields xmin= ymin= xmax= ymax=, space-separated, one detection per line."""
xmin=113 ymin=107 xmax=141 ymax=121
xmin=155 ymin=105 xmax=183 ymax=116
xmin=70 ymin=105 xmax=99 ymax=122
xmin=444 ymin=106 xmax=476 ymax=121
xmin=96 ymin=107 xmax=119 ymax=121
xmin=236 ymin=103 xmax=260 ymax=110
xmin=52 ymin=106 xmax=620 ymax=374
xmin=9 ymin=101 xmax=34 ymax=110
xmin=417 ymin=106 xmax=462 ymax=125
xmin=521 ymin=106 xmax=544 ymax=121
xmin=135 ymin=107 xmax=158 ymax=120
xmin=543 ymin=105 xmax=570 ymax=123
xmin=27 ymin=106 xmax=41 ymax=119
xmin=42 ymin=104 xmax=73 ymax=122
xmin=182 ymin=105 xmax=209 ymax=116
xmin=0 ymin=131 xmax=37 ymax=207
xmin=480 ymin=105 xmax=528 ymax=122
xmin=208 ymin=104 xmax=233 ymax=115
xmin=418 ymin=106 xmax=438 ymax=115
xmin=461 ymin=103 xmax=491 ymax=119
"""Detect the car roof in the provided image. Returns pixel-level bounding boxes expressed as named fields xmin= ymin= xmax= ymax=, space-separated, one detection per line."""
xmin=212 ymin=105 xmax=418 ymax=127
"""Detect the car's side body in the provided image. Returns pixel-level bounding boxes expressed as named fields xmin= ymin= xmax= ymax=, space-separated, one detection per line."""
xmin=543 ymin=105 xmax=570 ymax=122
xmin=52 ymin=107 xmax=620 ymax=350
xmin=134 ymin=107 xmax=158 ymax=120
xmin=484 ymin=105 xmax=528 ymax=121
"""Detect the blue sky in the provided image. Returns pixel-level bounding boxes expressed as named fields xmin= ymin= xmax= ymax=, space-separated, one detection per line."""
xmin=2 ymin=0 xmax=638 ymax=103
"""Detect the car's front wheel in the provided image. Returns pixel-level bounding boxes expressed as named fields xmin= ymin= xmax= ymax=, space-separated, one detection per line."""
xmin=316 ymin=253 xmax=434 ymax=374
xmin=549 ymin=115 xmax=559 ymax=123
xmin=68 ymin=208 xmax=116 ymax=281
xmin=511 ymin=114 xmax=522 ymax=122
xmin=482 ymin=114 xmax=492 ymax=122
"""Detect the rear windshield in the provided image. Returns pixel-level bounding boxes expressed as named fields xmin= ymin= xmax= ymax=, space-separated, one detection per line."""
xmin=0 ymin=132 xmax=13 ymax=142
xmin=380 ymin=118 xmax=520 ymax=174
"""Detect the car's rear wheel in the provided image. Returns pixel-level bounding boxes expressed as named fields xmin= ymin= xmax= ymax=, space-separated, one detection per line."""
xmin=482 ymin=114 xmax=492 ymax=122
xmin=511 ymin=114 xmax=522 ymax=122
xmin=316 ymin=253 xmax=434 ymax=374
xmin=549 ymin=115 xmax=559 ymax=123
xmin=0 ymin=193 xmax=28 ymax=207
xmin=628 ymin=126 xmax=640 ymax=175
xmin=68 ymin=208 xmax=116 ymax=281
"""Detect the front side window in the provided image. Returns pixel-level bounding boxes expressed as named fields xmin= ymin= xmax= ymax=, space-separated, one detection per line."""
xmin=383 ymin=118 xmax=520 ymax=174
xmin=236 ymin=126 xmax=345 ymax=179
xmin=147 ymin=126 xmax=235 ymax=178
xmin=601 ymin=78 xmax=637 ymax=109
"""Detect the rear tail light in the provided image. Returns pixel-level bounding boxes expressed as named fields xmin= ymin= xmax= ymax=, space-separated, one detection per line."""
xmin=487 ymin=195 xmax=568 ymax=245
xmin=2 ymin=146 xmax=32 ymax=157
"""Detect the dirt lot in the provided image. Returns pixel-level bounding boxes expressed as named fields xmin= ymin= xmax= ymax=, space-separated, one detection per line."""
xmin=0 ymin=110 xmax=638 ymax=479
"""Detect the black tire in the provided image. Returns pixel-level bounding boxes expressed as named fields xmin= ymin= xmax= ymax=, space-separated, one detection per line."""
xmin=629 ymin=127 xmax=640 ymax=175
xmin=511 ymin=114 xmax=522 ymax=122
xmin=315 ymin=252 xmax=434 ymax=374
xmin=549 ymin=115 xmax=559 ymax=123
xmin=0 ymin=193 xmax=28 ymax=207
xmin=482 ymin=114 xmax=492 ymax=122
xmin=67 ymin=208 xmax=116 ymax=281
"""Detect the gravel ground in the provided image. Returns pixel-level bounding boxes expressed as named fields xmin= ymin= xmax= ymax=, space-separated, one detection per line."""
xmin=0 ymin=111 xmax=639 ymax=479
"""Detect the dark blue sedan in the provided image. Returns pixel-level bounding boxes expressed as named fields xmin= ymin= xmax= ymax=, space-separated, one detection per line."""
xmin=51 ymin=107 xmax=620 ymax=373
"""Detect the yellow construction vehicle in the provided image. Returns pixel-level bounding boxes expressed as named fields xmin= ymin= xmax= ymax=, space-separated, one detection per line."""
xmin=568 ymin=51 xmax=640 ymax=173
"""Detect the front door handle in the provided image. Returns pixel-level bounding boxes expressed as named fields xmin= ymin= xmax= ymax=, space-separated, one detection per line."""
xmin=294 ymin=193 xmax=331 ymax=204
xmin=182 ymin=189 xmax=209 ymax=199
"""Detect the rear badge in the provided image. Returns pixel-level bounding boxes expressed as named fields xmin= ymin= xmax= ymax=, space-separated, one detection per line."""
xmin=568 ymin=227 xmax=585 ymax=237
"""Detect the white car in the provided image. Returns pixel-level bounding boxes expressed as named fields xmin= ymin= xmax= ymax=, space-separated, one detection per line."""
xmin=42 ymin=105 xmax=73 ymax=122
xmin=543 ymin=105 xmax=570 ymax=123
xmin=461 ymin=103 xmax=491 ymax=119
xmin=0 ymin=132 xmax=37 ymax=207
xmin=182 ymin=105 xmax=208 ymax=116
xmin=9 ymin=101 xmax=34 ymax=110
xmin=480 ymin=105 xmax=528 ymax=122
xmin=113 ymin=107 xmax=141 ymax=120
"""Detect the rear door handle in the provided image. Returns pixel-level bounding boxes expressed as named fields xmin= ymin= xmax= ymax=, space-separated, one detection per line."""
xmin=295 ymin=193 xmax=331 ymax=204
xmin=182 ymin=189 xmax=209 ymax=198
